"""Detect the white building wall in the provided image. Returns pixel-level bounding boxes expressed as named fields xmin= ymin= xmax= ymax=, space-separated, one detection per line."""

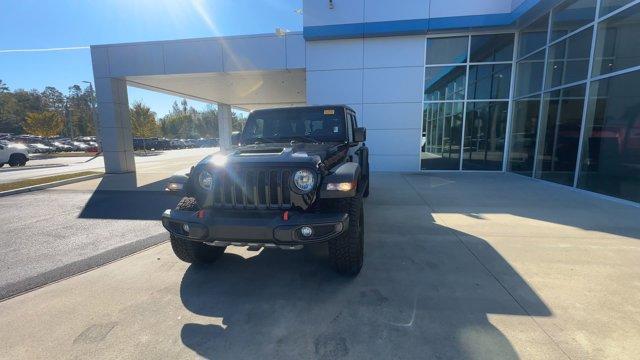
xmin=364 ymin=0 xmax=429 ymax=22
xmin=306 ymin=36 xmax=425 ymax=171
xmin=429 ymin=0 xmax=511 ymax=17
xmin=304 ymin=0 xmax=513 ymax=27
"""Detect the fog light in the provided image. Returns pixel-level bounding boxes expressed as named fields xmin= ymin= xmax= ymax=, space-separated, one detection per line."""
xmin=182 ymin=223 xmax=190 ymax=233
xmin=300 ymin=226 xmax=313 ymax=237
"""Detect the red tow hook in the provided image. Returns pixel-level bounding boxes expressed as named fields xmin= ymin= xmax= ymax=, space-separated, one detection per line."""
xmin=196 ymin=210 xmax=206 ymax=219
xmin=282 ymin=211 xmax=289 ymax=221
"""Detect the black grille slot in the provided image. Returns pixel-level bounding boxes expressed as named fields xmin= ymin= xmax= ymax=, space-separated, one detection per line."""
xmin=212 ymin=168 xmax=292 ymax=209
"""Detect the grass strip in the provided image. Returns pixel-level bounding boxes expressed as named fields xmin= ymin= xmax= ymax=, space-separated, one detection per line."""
xmin=0 ymin=171 xmax=103 ymax=192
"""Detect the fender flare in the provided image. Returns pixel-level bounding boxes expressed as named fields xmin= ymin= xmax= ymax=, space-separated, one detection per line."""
xmin=320 ymin=162 xmax=361 ymax=198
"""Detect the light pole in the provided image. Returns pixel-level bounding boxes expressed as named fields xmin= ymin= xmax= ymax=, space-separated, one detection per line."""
xmin=82 ymin=80 xmax=101 ymax=149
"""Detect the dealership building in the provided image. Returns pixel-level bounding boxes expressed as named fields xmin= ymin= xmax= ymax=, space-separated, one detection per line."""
xmin=91 ymin=0 xmax=640 ymax=203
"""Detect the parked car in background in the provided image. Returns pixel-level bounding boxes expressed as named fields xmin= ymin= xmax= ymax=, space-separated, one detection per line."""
xmin=84 ymin=142 xmax=100 ymax=152
xmin=0 ymin=141 xmax=29 ymax=167
xmin=27 ymin=143 xmax=54 ymax=154
xmin=194 ymin=138 xmax=218 ymax=148
xmin=51 ymin=142 xmax=74 ymax=152
xmin=71 ymin=141 xmax=90 ymax=151
xmin=155 ymin=138 xmax=172 ymax=150
xmin=170 ymin=139 xmax=186 ymax=149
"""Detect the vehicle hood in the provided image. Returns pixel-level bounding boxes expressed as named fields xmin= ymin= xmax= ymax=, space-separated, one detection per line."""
xmin=196 ymin=142 xmax=348 ymax=170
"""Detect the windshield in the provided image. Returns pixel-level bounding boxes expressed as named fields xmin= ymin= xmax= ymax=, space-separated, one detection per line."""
xmin=241 ymin=107 xmax=347 ymax=145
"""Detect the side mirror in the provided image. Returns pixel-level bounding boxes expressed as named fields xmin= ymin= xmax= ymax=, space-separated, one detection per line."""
xmin=353 ymin=127 xmax=366 ymax=143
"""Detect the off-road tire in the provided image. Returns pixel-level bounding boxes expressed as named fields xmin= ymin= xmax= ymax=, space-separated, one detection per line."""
xmin=363 ymin=176 xmax=370 ymax=198
xmin=170 ymin=197 xmax=225 ymax=264
xmin=8 ymin=153 xmax=26 ymax=167
xmin=328 ymin=194 xmax=364 ymax=276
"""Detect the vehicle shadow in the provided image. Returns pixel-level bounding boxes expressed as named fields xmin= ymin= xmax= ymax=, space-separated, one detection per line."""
xmin=177 ymin=196 xmax=551 ymax=359
xmin=78 ymin=173 xmax=181 ymax=220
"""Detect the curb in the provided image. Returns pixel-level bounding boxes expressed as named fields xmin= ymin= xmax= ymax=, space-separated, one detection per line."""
xmin=0 ymin=173 xmax=104 ymax=197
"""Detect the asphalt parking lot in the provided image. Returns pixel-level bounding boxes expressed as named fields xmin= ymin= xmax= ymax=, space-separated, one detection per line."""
xmin=0 ymin=148 xmax=217 ymax=184
xmin=0 ymin=148 xmax=214 ymax=299
xmin=1 ymin=172 xmax=639 ymax=359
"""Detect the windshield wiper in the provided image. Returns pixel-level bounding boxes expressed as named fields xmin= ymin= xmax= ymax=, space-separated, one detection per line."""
xmin=288 ymin=136 xmax=321 ymax=143
xmin=249 ymin=138 xmax=275 ymax=144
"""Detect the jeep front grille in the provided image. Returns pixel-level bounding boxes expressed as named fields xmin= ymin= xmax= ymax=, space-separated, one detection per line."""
xmin=212 ymin=168 xmax=292 ymax=209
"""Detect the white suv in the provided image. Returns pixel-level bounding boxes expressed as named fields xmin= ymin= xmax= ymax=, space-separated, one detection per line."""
xmin=0 ymin=142 xmax=29 ymax=167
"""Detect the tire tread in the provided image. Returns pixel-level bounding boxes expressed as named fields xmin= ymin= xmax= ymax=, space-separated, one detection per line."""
xmin=170 ymin=197 xmax=225 ymax=264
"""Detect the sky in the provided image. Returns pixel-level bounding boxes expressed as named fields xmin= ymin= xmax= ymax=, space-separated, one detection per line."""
xmin=0 ymin=0 xmax=303 ymax=116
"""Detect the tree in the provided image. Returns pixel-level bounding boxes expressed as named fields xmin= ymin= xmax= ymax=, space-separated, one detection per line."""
xmin=66 ymin=84 xmax=94 ymax=137
xmin=196 ymin=105 xmax=219 ymax=138
xmin=23 ymin=111 xmax=65 ymax=136
xmin=130 ymin=102 xmax=159 ymax=138
xmin=0 ymin=80 xmax=9 ymax=93
xmin=0 ymin=79 xmax=20 ymax=133
xmin=232 ymin=111 xmax=247 ymax=132
xmin=41 ymin=86 xmax=65 ymax=115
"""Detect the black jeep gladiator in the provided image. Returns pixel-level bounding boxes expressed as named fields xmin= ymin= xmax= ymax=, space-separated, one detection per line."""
xmin=162 ymin=105 xmax=369 ymax=275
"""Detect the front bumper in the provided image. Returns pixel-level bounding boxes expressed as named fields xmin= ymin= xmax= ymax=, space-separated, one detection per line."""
xmin=162 ymin=208 xmax=349 ymax=249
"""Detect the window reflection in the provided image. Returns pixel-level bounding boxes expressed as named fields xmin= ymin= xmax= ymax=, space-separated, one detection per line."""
xmin=545 ymin=27 xmax=592 ymax=89
xmin=592 ymin=3 xmax=640 ymax=76
xmin=515 ymin=50 xmax=545 ymax=97
xmin=426 ymin=37 xmax=469 ymax=65
xmin=470 ymin=34 xmax=514 ymax=62
xmin=508 ymin=97 xmax=541 ymax=176
xmin=468 ymin=64 xmax=512 ymax=100
xmin=421 ymin=102 xmax=464 ymax=170
xmin=550 ymin=0 xmax=596 ymax=41
xmin=535 ymin=85 xmax=586 ymax=185
xmin=578 ymin=70 xmax=640 ymax=202
xmin=519 ymin=15 xmax=549 ymax=58
xmin=463 ymin=102 xmax=509 ymax=170
xmin=424 ymin=66 xmax=467 ymax=101
xmin=600 ymin=0 xmax=634 ymax=16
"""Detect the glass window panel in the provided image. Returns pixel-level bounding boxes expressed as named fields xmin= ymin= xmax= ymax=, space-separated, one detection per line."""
xmin=424 ymin=66 xmax=467 ymax=101
xmin=519 ymin=15 xmax=550 ymax=58
xmin=535 ymin=84 xmax=586 ymax=186
xmin=508 ymin=97 xmax=541 ymax=176
xmin=470 ymin=34 xmax=515 ymax=62
xmin=592 ymin=3 xmax=640 ymax=76
xmin=468 ymin=64 xmax=512 ymax=100
xmin=550 ymin=0 xmax=596 ymax=41
xmin=600 ymin=0 xmax=634 ymax=16
xmin=462 ymin=101 xmax=509 ymax=170
xmin=421 ymin=102 xmax=464 ymax=170
xmin=426 ymin=36 xmax=469 ymax=64
xmin=545 ymin=27 xmax=592 ymax=89
xmin=577 ymin=70 xmax=640 ymax=203
xmin=515 ymin=50 xmax=545 ymax=97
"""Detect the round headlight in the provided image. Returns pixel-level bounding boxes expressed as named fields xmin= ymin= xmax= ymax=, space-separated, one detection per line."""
xmin=293 ymin=169 xmax=315 ymax=192
xmin=198 ymin=171 xmax=213 ymax=190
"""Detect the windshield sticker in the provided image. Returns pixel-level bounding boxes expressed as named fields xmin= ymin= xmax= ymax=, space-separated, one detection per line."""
xmin=323 ymin=109 xmax=335 ymax=115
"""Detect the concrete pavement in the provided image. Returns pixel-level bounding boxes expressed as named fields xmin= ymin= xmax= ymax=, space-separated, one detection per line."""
xmin=1 ymin=172 xmax=639 ymax=359
xmin=0 ymin=148 xmax=216 ymax=299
